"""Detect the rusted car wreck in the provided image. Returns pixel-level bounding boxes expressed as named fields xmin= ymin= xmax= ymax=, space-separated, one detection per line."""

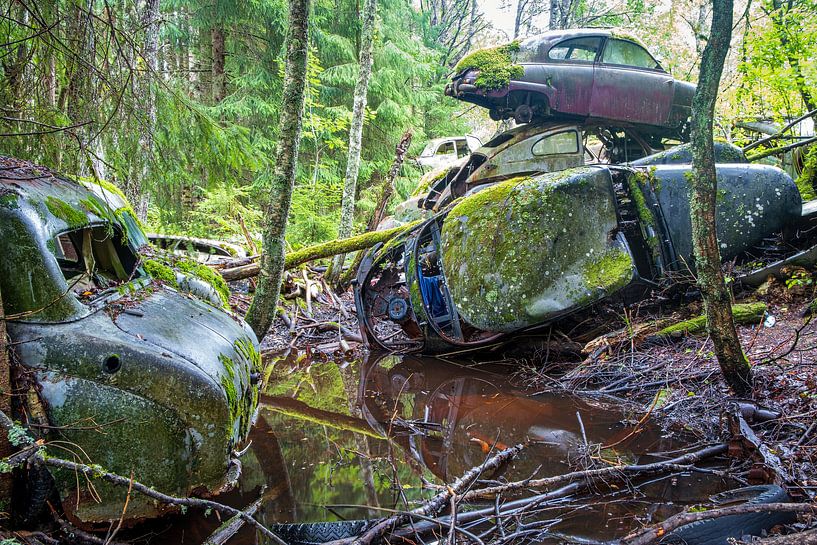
xmin=354 ymin=162 xmax=808 ymax=354
xmin=417 ymin=119 xmax=746 ymax=212
xmin=0 ymin=157 xmax=261 ymax=524
xmin=445 ymin=29 xmax=695 ymax=138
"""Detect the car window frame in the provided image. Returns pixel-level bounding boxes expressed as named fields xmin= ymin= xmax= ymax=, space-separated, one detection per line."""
xmin=530 ymin=129 xmax=581 ymax=157
xmin=543 ymin=36 xmax=604 ymax=65
xmin=597 ymin=37 xmax=666 ymax=73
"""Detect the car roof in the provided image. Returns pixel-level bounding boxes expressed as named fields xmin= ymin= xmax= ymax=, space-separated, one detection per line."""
xmin=0 ymin=155 xmax=111 ymax=238
xmin=427 ymin=137 xmax=467 ymax=145
xmin=518 ymin=28 xmax=649 ymax=55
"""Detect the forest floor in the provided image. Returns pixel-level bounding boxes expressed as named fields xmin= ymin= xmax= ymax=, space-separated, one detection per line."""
xmin=233 ymin=269 xmax=817 ymax=515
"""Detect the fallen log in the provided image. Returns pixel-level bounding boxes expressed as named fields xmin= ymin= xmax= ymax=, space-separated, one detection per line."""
xmin=219 ymin=221 xmax=420 ymax=282
xmin=657 ymin=302 xmax=767 ymax=337
xmin=258 ymin=394 xmax=386 ymax=439
xmin=203 ymin=496 xmax=263 ymax=545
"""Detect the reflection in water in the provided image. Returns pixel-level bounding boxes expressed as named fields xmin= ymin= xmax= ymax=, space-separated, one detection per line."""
xmin=144 ymin=353 xmax=735 ymax=544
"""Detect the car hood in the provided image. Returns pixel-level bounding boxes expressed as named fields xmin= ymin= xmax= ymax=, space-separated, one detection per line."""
xmin=113 ymin=287 xmax=260 ymax=437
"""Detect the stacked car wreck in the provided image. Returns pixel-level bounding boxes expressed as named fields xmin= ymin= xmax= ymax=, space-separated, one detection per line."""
xmin=0 ymin=156 xmax=261 ymax=524
xmin=355 ymin=29 xmax=811 ymax=354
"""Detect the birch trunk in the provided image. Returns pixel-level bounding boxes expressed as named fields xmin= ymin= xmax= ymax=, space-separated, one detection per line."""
xmin=327 ymin=0 xmax=377 ymax=285
xmin=245 ymin=0 xmax=311 ymax=339
xmin=689 ymin=0 xmax=752 ymax=394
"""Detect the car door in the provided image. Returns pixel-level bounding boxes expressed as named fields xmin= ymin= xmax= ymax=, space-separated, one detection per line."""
xmin=537 ymin=36 xmax=601 ymax=116
xmin=590 ymin=38 xmax=673 ymax=126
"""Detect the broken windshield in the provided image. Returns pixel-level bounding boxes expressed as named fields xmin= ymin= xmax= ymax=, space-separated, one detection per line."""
xmin=51 ymin=223 xmax=144 ymax=302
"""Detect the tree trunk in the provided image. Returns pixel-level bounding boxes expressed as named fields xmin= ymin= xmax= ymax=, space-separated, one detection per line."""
xmin=125 ymin=0 xmax=159 ymax=221
xmin=0 ymin=284 xmax=13 ymax=503
xmin=514 ymin=0 xmax=527 ymax=39
xmin=368 ymin=130 xmax=412 ymax=231
xmin=689 ymin=0 xmax=752 ymax=395
xmin=220 ymin=221 xmax=418 ymax=282
xmin=327 ymin=0 xmax=377 ymax=285
xmin=212 ymin=25 xmax=226 ymax=102
xmin=549 ymin=0 xmax=570 ymax=29
xmin=245 ymin=0 xmax=311 ymax=339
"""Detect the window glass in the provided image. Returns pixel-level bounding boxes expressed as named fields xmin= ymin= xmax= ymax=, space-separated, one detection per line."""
xmin=436 ymin=142 xmax=456 ymax=156
xmin=531 ymin=131 xmax=579 ymax=156
xmin=456 ymin=140 xmax=470 ymax=158
xmin=601 ymin=39 xmax=660 ymax=69
xmin=547 ymin=37 xmax=601 ymax=62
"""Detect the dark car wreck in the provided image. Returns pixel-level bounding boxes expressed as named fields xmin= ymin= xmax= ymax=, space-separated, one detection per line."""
xmin=354 ymin=162 xmax=807 ymax=354
xmin=0 ymin=157 xmax=262 ymax=524
xmin=417 ymin=119 xmax=747 ymax=212
xmin=445 ymin=29 xmax=695 ymax=138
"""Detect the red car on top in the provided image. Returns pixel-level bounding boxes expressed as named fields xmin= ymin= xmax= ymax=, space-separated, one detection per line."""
xmin=446 ymin=29 xmax=696 ymax=139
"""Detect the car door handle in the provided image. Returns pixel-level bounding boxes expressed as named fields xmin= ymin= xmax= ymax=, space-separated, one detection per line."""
xmin=664 ymin=79 xmax=673 ymax=85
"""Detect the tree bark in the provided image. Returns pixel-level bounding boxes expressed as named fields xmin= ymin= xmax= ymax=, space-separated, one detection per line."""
xmin=245 ymin=0 xmax=311 ymax=339
xmin=211 ymin=25 xmax=226 ymax=102
xmin=220 ymin=221 xmax=418 ymax=282
xmin=367 ymin=130 xmax=412 ymax=231
xmin=327 ymin=0 xmax=377 ymax=284
xmin=514 ymin=0 xmax=528 ymax=38
xmin=689 ymin=0 xmax=752 ymax=395
xmin=0 ymin=285 xmax=13 ymax=503
xmin=126 ymin=0 xmax=160 ymax=221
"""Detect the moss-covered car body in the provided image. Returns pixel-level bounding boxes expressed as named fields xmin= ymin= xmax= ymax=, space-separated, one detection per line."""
xmin=446 ymin=29 xmax=696 ymax=138
xmin=0 ymin=156 xmax=261 ymax=523
xmin=354 ymin=163 xmax=801 ymax=354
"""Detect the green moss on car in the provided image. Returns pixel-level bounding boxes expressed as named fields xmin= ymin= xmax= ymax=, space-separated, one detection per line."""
xmin=454 ymin=41 xmax=523 ymax=91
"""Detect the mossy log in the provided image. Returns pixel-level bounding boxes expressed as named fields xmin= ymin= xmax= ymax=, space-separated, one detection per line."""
xmin=220 ymin=221 xmax=418 ymax=282
xmin=258 ymin=394 xmax=384 ymax=439
xmin=657 ymin=302 xmax=767 ymax=337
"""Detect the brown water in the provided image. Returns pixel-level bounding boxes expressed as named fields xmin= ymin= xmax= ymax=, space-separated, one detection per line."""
xmin=138 ymin=353 xmax=736 ymax=544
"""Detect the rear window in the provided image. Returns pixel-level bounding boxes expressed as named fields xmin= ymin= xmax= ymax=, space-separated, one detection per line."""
xmin=532 ymin=130 xmax=580 ymax=156
xmin=547 ymin=37 xmax=602 ymax=62
xmin=601 ymin=39 xmax=661 ymax=70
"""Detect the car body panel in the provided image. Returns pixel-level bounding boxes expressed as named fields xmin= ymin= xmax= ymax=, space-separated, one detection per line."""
xmin=440 ymin=167 xmax=636 ymax=332
xmin=0 ymin=156 xmax=261 ymax=522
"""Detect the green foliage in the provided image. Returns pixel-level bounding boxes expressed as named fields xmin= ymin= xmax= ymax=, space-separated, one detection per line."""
xmin=0 ymin=0 xmax=471 ymax=252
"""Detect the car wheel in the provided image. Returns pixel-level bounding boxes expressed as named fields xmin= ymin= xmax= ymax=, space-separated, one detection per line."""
xmin=661 ymin=485 xmax=795 ymax=545
xmin=489 ymin=108 xmax=503 ymax=121
xmin=513 ymin=105 xmax=533 ymax=124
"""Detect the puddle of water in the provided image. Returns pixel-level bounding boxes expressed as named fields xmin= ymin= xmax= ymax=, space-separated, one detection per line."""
xmin=139 ymin=353 xmax=737 ymax=544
